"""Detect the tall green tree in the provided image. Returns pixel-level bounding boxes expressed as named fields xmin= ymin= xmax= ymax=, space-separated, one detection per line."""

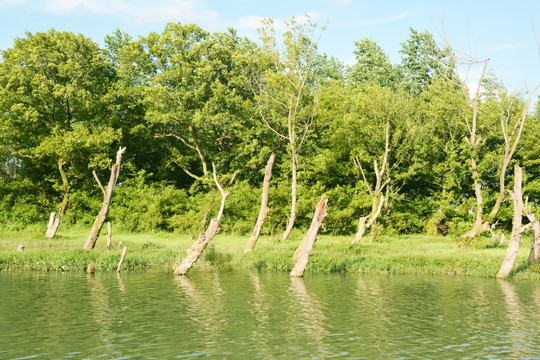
xmin=399 ymin=28 xmax=450 ymax=93
xmin=0 ymin=29 xmax=118 ymax=236
xmin=122 ymin=23 xmax=267 ymax=193
xmin=348 ymin=38 xmax=399 ymax=88
xmin=255 ymin=16 xmax=323 ymax=241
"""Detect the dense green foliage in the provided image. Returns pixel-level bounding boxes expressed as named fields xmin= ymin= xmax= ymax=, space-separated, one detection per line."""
xmin=1 ymin=19 xmax=539 ymax=240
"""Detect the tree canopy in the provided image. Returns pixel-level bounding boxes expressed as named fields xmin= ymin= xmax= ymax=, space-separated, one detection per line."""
xmin=0 ymin=21 xmax=538 ymax=239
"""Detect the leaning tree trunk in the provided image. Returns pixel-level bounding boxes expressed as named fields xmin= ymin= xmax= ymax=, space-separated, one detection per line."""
xmin=45 ymin=159 xmax=69 ymax=238
xmin=497 ymin=166 xmax=523 ymax=278
xmin=291 ymin=194 xmax=328 ymax=277
xmin=83 ymin=147 xmax=126 ymax=250
xmin=246 ymin=153 xmax=275 ymax=252
xmin=175 ymin=219 xmax=221 ymax=275
xmin=175 ymin=163 xmax=229 ymax=275
xmin=352 ymin=195 xmax=384 ymax=244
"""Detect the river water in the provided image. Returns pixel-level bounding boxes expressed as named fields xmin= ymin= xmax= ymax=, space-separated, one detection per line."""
xmin=1 ymin=270 xmax=539 ymax=359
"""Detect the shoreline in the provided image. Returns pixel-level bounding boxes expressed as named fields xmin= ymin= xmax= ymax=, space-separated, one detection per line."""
xmin=1 ymin=226 xmax=539 ymax=280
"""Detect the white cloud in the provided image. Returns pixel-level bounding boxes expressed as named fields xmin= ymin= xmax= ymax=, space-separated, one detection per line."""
xmin=131 ymin=3 xmax=220 ymax=25
xmin=0 ymin=0 xmax=25 ymax=7
xmin=236 ymin=15 xmax=265 ymax=30
xmin=357 ymin=10 xmax=418 ymax=27
xmin=466 ymin=80 xmax=480 ymax=97
xmin=43 ymin=0 xmax=112 ymax=15
xmin=40 ymin=0 xmax=220 ymax=26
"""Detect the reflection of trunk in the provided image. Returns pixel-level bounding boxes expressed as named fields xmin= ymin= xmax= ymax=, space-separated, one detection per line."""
xmin=352 ymin=195 xmax=384 ymax=244
xmin=246 ymin=153 xmax=275 ymax=252
xmin=175 ymin=163 xmax=229 ymax=275
xmin=45 ymin=159 xmax=69 ymax=238
xmin=291 ymin=194 xmax=328 ymax=277
xmin=289 ymin=276 xmax=328 ymax=344
xmin=83 ymin=147 xmax=125 ymax=250
xmin=497 ymin=166 xmax=523 ymax=278
xmin=282 ymin=152 xmax=297 ymax=241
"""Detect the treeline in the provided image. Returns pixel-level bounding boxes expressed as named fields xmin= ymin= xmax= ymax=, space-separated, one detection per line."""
xmin=1 ymin=17 xmax=539 ymax=239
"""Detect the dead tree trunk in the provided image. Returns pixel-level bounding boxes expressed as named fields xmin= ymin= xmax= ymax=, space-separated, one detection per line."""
xmin=291 ymin=194 xmax=328 ymax=277
xmin=497 ymin=166 xmax=524 ymax=278
xmin=45 ymin=212 xmax=59 ymax=239
xmin=352 ymin=122 xmax=390 ymax=244
xmin=245 ymin=153 xmax=275 ymax=252
xmin=281 ymin=152 xmax=297 ymax=241
xmin=45 ymin=159 xmax=69 ymax=238
xmin=523 ymin=198 xmax=540 ymax=264
xmin=352 ymin=195 xmax=384 ymax=244
xmin=83 ymin=147 xmax=126 ymax=250
xmin=175 ymin=163 xmax=229 ymax=275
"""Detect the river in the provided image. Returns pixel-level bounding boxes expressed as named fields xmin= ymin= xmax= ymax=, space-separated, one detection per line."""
xmin=1 ymin=270 xmax=539 ymax=359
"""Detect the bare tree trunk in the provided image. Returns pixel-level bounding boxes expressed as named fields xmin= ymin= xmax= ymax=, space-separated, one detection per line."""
xmin=282 ymin=152 xmax=297 ymax=241
xmin=523 ymin=198 xmax=540 ymax=264
xmin=352 ymin=122 xmax=390 ymax=243
xmin=529 ymin=221 xmax=540 ymax=264
xmin=246 ymin=153 xmax=275 ymax=252
xmin=83 ymin=147 xmax=126 ymax=250
xmin=45 ymin=212 xmax=60 ymax=238
xmin=45 ymin=159 xmax=69 ymax=238
xmin=175 ymin=163 xmax=229 ymax=275
xmin=175 ymin=219 xmax=221 ymax=275
xmin=291 ymin=194 xmax=328 ymax=277
xmin=352 ymin=216 xmax=368 ymax=244
xmin=497 ymin=166 xmax=523 ymax=278
xmin=352 ymin=195 xmax=384 ymax=244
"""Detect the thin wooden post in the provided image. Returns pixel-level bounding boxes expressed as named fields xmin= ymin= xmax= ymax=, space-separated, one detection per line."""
xmin=291 ymin=194 xmax=328 ymax=277
xmin=107 ymin=222 xmax=112 ymax=251
xmin=117 ymin=246 xmax=127 ymax=272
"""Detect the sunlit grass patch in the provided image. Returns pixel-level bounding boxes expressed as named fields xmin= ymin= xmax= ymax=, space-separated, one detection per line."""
xmin=1 ymin=225 xmax=538 ymax=279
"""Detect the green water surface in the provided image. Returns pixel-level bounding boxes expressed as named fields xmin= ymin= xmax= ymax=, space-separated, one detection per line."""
xmin=1 ymin=270 xmax=539 ymax=359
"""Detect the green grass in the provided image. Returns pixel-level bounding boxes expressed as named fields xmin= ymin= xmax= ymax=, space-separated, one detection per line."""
xmin=1 ymin=224 xmax=539 ymax=279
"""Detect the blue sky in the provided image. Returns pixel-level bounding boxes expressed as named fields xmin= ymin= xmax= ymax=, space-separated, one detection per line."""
xmin=1 ymin=0 xmax=539 ymax=92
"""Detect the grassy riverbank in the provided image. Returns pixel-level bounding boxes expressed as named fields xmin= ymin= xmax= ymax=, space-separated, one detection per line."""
xmin=1 ymin=225 xmax=539 ymax=279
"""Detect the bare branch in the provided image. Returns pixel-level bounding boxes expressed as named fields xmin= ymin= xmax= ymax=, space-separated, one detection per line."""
xmin=155 ymin=133 xmax=196 ymax=151
xmin=92 ymin=170 xmax=106 ymax=196
xmin=353 ymin=157 xmax=373 ymax=196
